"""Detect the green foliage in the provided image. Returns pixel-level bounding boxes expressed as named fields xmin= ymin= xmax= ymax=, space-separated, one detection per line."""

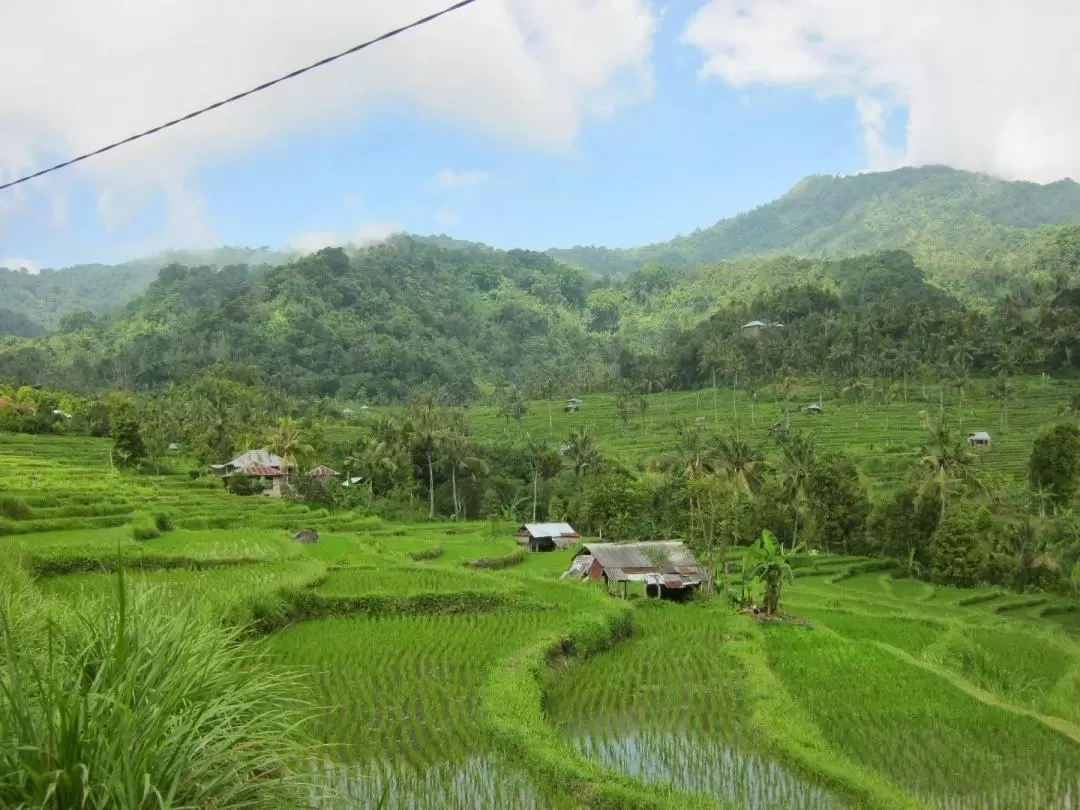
xmin=227 ymin=471 xmax=261 ymax=496
xmin=0 ymin=496 xmax=33 ymax=520
xmin=550 ymin=166 xmax=1080 ymax=298
xmin=0 ymin=582 xmax=312 ymax=809
xmin=808 ymin=453 xmax=869 ymax=554
xmin=743 ymin=529 xmax=797 ymax=614
xmin=930 ymin=505 xmax=988 ymax=587
xmin=129 ymin=511 xmax=161 ymax=541
xmin=153 ymin=512 xmax=174 ymax=532
xmin=1029 ymin=423 xmax=1080 ymax=509
xmin=110 ymin=407 xmax=146 ymax=467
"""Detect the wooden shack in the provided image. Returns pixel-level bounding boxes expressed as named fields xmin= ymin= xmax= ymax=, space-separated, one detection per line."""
xmin=562 ymin=541 xmax=707 ymax=600
xmin=516 ymin=522 xmax=581 ymax=552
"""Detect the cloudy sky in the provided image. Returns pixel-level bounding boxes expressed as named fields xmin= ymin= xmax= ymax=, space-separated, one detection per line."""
xmin=1 ymin=0 xmax=1077 ymax=271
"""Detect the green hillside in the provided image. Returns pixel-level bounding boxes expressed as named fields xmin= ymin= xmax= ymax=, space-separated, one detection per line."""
xmin=0 ymin=246 xmax=284 ymax=330
xmin=549 ymin=165 xmax=1080 ymax=297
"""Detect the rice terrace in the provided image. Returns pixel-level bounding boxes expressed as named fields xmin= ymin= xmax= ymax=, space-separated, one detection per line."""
xmin=3 ymin=374 xmax=1080 ymax=810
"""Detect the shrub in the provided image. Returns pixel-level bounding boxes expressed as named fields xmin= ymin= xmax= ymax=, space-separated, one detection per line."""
xmin=0 ymin=495 xmax=32 ymax=521
xmin=930 ymin=505 xmax=988 ymax=587
xmin=228 ymin=472 xmax=261 ymax=496
xmin=129 ymin=511 xmax=161 ymax=541
xmin=153 ymin=512 xmax=174 ymax=532
xmin=0 ymin=580 xmax=314 ymax=809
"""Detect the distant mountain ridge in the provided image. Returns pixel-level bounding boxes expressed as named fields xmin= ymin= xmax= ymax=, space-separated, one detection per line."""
xmin=547 ymin=165 xmax=1080 ymax=296
xmin=0 ymin=247 xmax=284 ymax=331
xmin=6 ymin=165 xmax=1080 ymax=334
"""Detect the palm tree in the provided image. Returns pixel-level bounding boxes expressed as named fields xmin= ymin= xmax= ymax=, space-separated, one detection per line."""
xmin=876 ymin=379 xmax=899 ymax=432
xmin=777 ymin=431 xmax=815 ymax=550
xmin=993 ymin=374 xmax=1015 ymax=429
xmin=715 ymin=432 xmax=764 ymax=502
xmin=565 ymin=425 xmax=599 ymax=478
xmin=409 ymin=403 xmax=444 ymax=519
xmin=263 ymin=417 xmax=314 ymax=474
xmin=524 ymin=435 xmax=562 ymax=522
xmin=343 ymin=437 xmax=398 ymax=499
xmin=440 ymin=414 xmax=488 ymax=519
xmin=917 ymin=413 xmax=982 ymax=521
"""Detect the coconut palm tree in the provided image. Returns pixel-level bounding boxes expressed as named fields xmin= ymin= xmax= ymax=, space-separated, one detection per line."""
xmin=564 ymin=425 xmax=599 ymax=478
xmin=263 ymin=417 xmax=314 ymax=474
xmin=343 ymin=437 xmax=398 ymax=499
xmin=993 ymin=374 xmax=1015 ymax=429
xmin=917 ymin=413 xmax=982 ymax=521
xmin=715 ymin=432 xmax=764 ymax=501
xmin=877 ymin=379 xmax=899 ymax=432
xmin=524 ymin=435 xmax=562 ymax=522
xmin=777 ymin=431 xmax=815 ymax=550
xmin=408 ymin=402 xmax=445 ymax=519
xmin=442 ymin=427 xmax=488 ymax=519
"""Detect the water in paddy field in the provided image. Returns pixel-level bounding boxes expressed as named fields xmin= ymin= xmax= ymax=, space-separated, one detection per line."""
xmin=309 ymin=757 xmax=571 ymax=810
xmin=919 ymin=775 xmax=1080 ymax=810
xmin=567 ymin=728 xmax=850 ymax=810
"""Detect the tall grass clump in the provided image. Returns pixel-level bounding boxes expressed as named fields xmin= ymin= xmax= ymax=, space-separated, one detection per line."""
xmin=0 ymin=495 xmax=33 ymax=520
xmin=0 ymin=572 xmax=316 ymax=810
xmin=129 ymin=510 xmax=160 ymax=541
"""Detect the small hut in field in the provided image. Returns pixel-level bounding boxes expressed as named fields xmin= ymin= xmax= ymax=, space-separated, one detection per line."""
xmin=562 ymin=541 xmax=706 ymax=600
xmin=516 ymin=523 xmax=580 ymax=552
xmin=967 ymin=431 xmax=991 ymax=448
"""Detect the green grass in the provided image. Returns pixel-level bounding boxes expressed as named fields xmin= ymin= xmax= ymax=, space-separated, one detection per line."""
xmin=5 ymin=428 xmax=1080 ymax=810
xmin=331 ymin=376 xmax=1075 ymax=495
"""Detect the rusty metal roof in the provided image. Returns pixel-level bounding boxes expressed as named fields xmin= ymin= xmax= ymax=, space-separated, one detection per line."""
xmin=580 ymin=541 xmax=701 ymax=572
xmin=308 ymin=465 xmax=340 ymax=477
xmin=242 ymin=464 xmax=283 ymax=477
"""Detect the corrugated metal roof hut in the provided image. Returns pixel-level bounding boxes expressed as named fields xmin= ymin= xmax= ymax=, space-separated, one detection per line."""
xmin=516 ymin=522 xmax=581 ymax=552
xmin=562 ymin=541 xmax=707 ymax=600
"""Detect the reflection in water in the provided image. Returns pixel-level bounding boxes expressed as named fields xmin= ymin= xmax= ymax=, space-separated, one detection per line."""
xmin=310 ymin=757 xmax=565 ymax=810
xmin=570 ymin=729 xmax=848 ymax=810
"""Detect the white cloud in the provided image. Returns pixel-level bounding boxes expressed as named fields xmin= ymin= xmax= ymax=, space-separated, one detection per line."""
xmin=0 ymin=0 xmax=655 ymax=246
xmin=0 ymin=257 xmax=39 ymax=274
xmin=436 ymin=169 xmax=489 ymax=189
xmin=435 ymin=210 xmax=461 ymax=228
xmin=287 ymin=221 xmax=402 ymax=254
xmin=683 ymin=0 xmax=1080 ymax=182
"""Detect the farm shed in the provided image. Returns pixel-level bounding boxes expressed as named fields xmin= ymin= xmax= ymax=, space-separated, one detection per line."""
xmin=238 ymin=464 xmax=285 ymax=497
xmin=562 ymin=542 xmax=707 ymax=600
xmin=516 ymin=522 xmax=581 ymax=552
xmin=741 ymin=320 xmax=768 ymax=338
xmin=212 ymin=449 xmax=290 ymax=476
xmin=308 ymin=465 xmax=340 ymax=479
xmin=968 ymin=432 xmax=992 ymax=447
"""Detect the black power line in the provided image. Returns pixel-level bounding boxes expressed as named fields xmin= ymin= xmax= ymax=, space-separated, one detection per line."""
xmin=0 ymin=0 xmax=478 ymax=193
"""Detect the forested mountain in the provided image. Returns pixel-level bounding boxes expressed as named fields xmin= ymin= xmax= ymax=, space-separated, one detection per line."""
xmin=0 ymin=238 xmax=606 ymax=402
xmin=0 ymin=308 xmax=44 ymax=338
xmin=0 ymin=246 xmax=284 ymax=330
xmin=2 ymin=229 xmax=1080 ymax=403
xmin=549 ymin=165 xmax=1080 ymax=298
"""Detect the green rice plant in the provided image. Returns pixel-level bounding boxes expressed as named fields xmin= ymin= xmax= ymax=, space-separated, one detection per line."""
xmin=0 ymin=576 xmax=316 ymax=809
xmin=465 ymin=548 xmax=527 ymax=570
xmin=0 ymin=495 xmax=32 ymax=520
xmin=153 ymin=511 xmax=174 ymax=532
xmin=129 ymin=510 xmax=160 ymax=541
xmin=408 ymin=546 xmax=444 ymax=561
xmin=763 ymin=626 xmax=1080 ymax=808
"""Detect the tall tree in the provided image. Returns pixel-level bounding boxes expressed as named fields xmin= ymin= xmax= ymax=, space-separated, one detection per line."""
xmin=263 ymin=417 xmax=314 ymax=473
xmin=917 ymin=413 xmax=982 ymax=520
xmin=565 ymin=425 xmax=599 ymax=478
xmin=524 ymin=435 xmax=562 ymax=522
xmin=777 ymin=431 xmax=816 ymax=550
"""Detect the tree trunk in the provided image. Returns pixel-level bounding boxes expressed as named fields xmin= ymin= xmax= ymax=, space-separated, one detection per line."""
xmin=532 ymin=468 xmax=539 ymax=522
xmin=732 ymin=372 xmax=738 ymax=420
xmin=427 ymin=454 xmax=436 ymax=519
xmin=712 ymin=370 xmax=718 ymax=426
xmin=451 ymin=465 xmax=459 ymax=518
xmin=792 ymin=508 xmax=800 ymax=551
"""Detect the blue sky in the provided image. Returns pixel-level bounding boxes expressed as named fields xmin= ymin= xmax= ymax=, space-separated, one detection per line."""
xmin=0 ymin=0 xmax=1066 ymax=271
